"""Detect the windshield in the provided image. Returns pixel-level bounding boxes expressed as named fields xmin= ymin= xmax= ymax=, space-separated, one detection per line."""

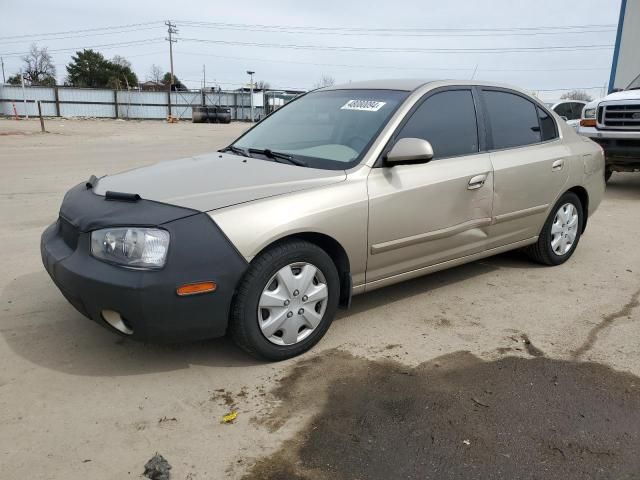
xmin=627 ymin=72 xmax=640 ymax=90
xmin=233 ymin=89 xmax=409 ymax=170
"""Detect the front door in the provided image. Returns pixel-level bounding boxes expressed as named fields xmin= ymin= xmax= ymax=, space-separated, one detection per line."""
xmin=366 ymin=88 xmax=494 ymax=285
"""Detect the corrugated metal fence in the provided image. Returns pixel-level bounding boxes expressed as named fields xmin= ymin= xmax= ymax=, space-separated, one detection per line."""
xmin=0 ymin=85 xmax=283 ymax=120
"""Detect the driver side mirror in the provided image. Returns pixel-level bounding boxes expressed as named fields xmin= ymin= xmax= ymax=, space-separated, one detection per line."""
xmin=385 ymin=138 xmax=434 ymax=166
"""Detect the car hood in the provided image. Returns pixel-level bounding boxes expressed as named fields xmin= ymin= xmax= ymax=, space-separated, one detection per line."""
xmin=598 ymin=90 xmax=640 ymax=103
xmin=93 ymin=152 xmax=347 ymax=211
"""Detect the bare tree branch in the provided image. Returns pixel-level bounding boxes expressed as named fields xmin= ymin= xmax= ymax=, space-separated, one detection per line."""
xmin=147 ymin=64 xmax=163 ymax=84
xmin=21 ymin=44 xmax=56 ymax=86
xmin=314 ymin=75 xmax=335 ymax=89
xmin=560 ymin=90 xmax=593 ymax=102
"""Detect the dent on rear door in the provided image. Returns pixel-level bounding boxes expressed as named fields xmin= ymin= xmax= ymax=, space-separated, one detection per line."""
xmin=488 ymin=141 xmax=570 ymax=248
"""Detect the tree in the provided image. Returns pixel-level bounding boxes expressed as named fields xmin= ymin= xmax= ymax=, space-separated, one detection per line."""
xmin=256 ymin=80 xmax=270 ymax=90
xmin=111 ymin=55 xmax=132 ymax=69
xmin=161 ymin=72 xmax=187 ymax=91
xmin=20 ymin=44 xmax=56 ymax=86
xmin=107 ymin=61 xmax=138 ymax=90
xmin=66 ymin=49 xmax=137 ymax=89
xmin=560 ymin=90 xmax=593 ymax=102
xmin=147 ymin=64 xmax=163 ymax=83
xmin=66 ymin=49 xmax=110 ymax=87
xmin=7 ymin=73 xmax=23 ymax=85
xmin=314 ymin=75 xmax=335 ymax=89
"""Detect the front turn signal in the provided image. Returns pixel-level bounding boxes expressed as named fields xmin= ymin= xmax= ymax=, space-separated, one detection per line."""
xmin=177 ymin=281 xmax=217 ymax=296
xmin=580 ymin=119 xmax=596 ymax=127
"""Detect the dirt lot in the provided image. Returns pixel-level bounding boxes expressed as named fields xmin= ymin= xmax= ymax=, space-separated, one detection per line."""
xmin=1 ymin=117 xmax=639 ymax=479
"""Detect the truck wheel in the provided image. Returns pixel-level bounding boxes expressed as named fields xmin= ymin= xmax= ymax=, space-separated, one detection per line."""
xmin=524 ymin=192 xmax=583 ymax=266
xmin=605 ymin=169 xmax=613 ymax=183
xmin=229 ymin=240 xmax=340 ymax=361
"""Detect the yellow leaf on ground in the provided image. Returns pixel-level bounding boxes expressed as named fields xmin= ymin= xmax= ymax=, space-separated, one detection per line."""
xmin=222 ymin=411 xmax=238 ymax=424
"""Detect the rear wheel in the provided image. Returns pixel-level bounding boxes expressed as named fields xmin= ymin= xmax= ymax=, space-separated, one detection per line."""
xmin=524 ymin=192 xmax=583 ymax=266
xmin=229 ymin=240 xmax=339 ymax=360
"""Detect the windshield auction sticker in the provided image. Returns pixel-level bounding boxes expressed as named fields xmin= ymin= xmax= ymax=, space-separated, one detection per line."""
xmin=341 ymin=100 xmax=386 ymax=112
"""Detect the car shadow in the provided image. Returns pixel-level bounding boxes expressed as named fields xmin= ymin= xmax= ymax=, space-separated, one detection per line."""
xmin=605 ymin=172 xmax=640 ymax=200
xmin=2 ymin=248 xmax=537 ymax=377
xmin=0 ymin=271 xmax=262 ymax=376
xmin=339 ymin=249 xmax=535 ymax=319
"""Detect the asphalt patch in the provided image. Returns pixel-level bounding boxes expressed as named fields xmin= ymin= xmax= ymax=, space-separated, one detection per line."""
xmin=246 ymin=350 xmax=640 ymax=479
xmin=143 ymin=453 xmax=171 ymax=480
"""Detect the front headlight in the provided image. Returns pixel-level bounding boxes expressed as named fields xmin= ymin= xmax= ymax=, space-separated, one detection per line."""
xmin=90 ymin=227 xmax=170 ymax=269
xmin=583 ymin=107 xmax=596 ymax=119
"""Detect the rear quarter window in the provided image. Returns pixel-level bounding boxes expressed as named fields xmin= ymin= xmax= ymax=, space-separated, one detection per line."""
xmin=537 ymin=106 xmax=558 ymax=141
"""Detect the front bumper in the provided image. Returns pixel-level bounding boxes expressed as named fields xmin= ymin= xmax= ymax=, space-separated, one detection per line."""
xmin=578 ymin=126 xmax=640 ymax=164
xmin=41 ymin=183 xmax=248 ymax=342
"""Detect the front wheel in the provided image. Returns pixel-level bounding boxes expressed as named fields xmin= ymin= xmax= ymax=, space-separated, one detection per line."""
xmin=229 ymin=240 xmax=340 ymax=360
xmin=524 ymin=192 xmax=583 ymax=266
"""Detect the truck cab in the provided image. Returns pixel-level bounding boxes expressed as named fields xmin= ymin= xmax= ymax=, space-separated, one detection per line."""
xmin=578 ymin=73 xmax=640 ymax=181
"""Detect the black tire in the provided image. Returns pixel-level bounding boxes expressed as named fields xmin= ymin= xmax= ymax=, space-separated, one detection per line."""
xmin=605 ymin=169 xmax=613 ymax=183
xmin=229 ymin=240 xmax=340 ymax=361
xmin=524 ymin=192 xmax=584 ymax=266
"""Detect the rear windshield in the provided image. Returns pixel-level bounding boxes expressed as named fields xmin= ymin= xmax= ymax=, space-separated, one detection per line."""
xmin=233 ymin=89 xmax=409 ymax=170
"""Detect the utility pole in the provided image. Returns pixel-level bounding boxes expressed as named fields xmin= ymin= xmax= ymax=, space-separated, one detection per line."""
xmin=247 ymin=70 xmax=255 ymax=122
xmin=20 ymin=71 xmax=28 ymax=119
xmin=1 ymin=57 xmax=5 ymax=84
xmin=165 ymin=20 xmax=178 ymax=120
xmin=202 ymin=64 xmax=206 ymax=90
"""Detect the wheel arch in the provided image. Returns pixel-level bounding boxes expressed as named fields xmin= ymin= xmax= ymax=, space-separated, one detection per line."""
xmin=566 ymin=185 xmax=589 ymax=233
xmin=253 ymin=232 xmax=353 ymax=309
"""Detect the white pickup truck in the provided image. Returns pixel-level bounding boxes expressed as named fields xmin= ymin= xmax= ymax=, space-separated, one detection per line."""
xmin=578 ymin=73 xmax=640 ymax=182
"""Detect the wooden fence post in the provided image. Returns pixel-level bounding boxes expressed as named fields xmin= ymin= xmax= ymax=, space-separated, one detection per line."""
xmin=37 ymin=100 xmax=46 ymax=132
xmin=54 ymin=86 xmax=60 ymax=117
xmin=113 ymin=90 xmax=118 ymax=119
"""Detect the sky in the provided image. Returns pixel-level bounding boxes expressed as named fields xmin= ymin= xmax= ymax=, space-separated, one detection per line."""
xmin=0 ymin=0 xmax=622 ymax=101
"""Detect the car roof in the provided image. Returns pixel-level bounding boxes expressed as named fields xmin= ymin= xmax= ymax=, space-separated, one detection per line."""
xmin=323 ymin=79 xmax=437 ymax=91
xmin=322 ymin=78 xmax=533 ymax=94
xmin=553 ymin=99 xmax=587 ymax=105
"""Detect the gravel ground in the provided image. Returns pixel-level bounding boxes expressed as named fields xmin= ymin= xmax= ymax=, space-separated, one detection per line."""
xmin=1 ymin=117 xmax=639 ymax=479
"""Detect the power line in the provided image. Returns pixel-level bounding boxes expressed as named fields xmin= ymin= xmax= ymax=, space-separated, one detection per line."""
xmin=0 ymin=25 xmax=164 ymax=45
xmin=0 ymin=21 xmax=163 ymax=41
xmin=174 ymin=76 xmax=608 ymax=94
xmin=0 ymin=38 xmax=165 ymax=57
xmin=177 ymin=20 xmax=617 ymax=33
xmin=1 ymin=20 xmax=615 ymax=42
xmin=534 ymin=86 xmax=604 ymax=91
xmin=180 ymin=37 xmax=614 ymax=54
xmin=179 ymin=21 xmax=615 ymax=38
xmin=178 ymin=50 xmax=610 ymax=73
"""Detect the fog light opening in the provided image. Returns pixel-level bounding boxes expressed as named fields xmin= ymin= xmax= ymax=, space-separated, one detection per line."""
xmin=101 ymin=309 xmax=134 ymax=335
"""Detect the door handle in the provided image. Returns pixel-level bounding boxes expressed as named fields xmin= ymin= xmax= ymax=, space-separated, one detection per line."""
xmin=552 ymin=159 xmax=564 ymax=171
xmin=468 ymin=174 xmax=487 ymax=190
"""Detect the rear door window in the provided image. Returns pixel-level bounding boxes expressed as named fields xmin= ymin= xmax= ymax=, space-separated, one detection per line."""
xmin=396 ymin=89 xmax=479 ymax=159
xmin=569 ymin=102 xmax=584 ymax=120
xmin=482 ymin=90 xmax=542 ymax=149
xmin=553 ymin=102 xmax=572 ymax=119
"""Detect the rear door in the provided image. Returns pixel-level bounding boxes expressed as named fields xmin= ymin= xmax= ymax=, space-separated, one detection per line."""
xmin=366 ymin=88 xmax=494 ymax=284
xmin=480 ymin=88 xmax=569 ymax=248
